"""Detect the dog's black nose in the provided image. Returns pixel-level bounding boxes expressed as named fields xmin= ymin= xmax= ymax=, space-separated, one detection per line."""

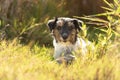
xmin=62 ymin=33 xmax=68 ymax=40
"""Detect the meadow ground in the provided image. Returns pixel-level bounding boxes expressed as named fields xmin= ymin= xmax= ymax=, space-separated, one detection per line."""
xmin=0 ymin=39 xmax=120 ymax=80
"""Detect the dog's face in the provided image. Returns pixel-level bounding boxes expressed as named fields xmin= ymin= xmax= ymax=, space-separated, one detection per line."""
xmin=47 ymin=17 xmax=82 ymax=44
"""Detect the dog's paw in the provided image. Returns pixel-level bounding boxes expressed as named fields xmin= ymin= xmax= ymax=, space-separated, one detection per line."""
xmin=55 ymin=55 xmax=76 ymax=64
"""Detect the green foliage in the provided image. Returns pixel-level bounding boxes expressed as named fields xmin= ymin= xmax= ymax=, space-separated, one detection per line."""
xmin=74 ymin=0 xmax=120 ymax=58
xmin=0 ymin=0 xmax=67 ymax=45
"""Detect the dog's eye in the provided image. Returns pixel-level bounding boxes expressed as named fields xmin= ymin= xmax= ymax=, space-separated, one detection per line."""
xmin=57 ymin=27 xmax=61 ymax=30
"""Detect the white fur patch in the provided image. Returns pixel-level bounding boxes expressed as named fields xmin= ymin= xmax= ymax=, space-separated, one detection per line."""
xmin=53 ymin=38 xmax=88 ymax=59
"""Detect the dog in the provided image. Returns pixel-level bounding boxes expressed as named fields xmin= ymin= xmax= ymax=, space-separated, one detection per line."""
xmin=47 ymin=17 xmax=88 ymax=64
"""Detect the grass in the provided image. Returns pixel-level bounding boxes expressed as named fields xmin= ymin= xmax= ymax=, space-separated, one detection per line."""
xmin=0 ymin=0 xmax=120 ymax=80
xmin=0 ymin=37 xmax=120 ymax=80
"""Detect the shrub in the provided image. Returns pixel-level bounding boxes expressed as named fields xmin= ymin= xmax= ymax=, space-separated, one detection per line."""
xmin=74 ymin=0 xmax=120 ymax=57
xmin=0 ymin=0 xmax=67 ymax=45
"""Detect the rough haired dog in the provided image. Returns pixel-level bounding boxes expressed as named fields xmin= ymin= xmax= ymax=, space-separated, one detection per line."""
xmin=47 ymin=17 xmax=88 ymax=64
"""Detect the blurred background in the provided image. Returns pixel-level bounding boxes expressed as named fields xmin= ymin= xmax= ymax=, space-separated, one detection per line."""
xmin=0 ymin=0 xmax=114 ymax=46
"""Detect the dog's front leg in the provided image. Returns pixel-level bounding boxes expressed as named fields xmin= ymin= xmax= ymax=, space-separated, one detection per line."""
xmin=53 ymin=49 xmax=63 ymax=59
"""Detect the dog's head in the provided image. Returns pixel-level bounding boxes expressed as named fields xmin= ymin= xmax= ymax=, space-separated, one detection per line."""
xmin=47 ymin=17 xmax=83 ymax=44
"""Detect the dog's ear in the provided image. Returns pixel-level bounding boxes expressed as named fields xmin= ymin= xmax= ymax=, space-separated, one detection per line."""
xmin=47 ymin=17 xmax=58 ymax=32
xmin=72 ymin=19 xmax=83 ymax=31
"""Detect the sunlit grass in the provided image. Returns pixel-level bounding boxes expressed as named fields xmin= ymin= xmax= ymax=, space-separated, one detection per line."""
xmin=0 ymin=39 xmax=120 ymax=80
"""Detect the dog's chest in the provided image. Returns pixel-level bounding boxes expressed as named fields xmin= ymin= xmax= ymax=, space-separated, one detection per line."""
xmin=53 ymin=38 xmax=87 ymax=55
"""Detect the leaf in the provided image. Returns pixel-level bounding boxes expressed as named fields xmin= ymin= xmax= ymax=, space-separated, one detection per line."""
xmin=101 ymin=7 xmax=114 ymax=11
xmin=74 ymin=16 xmax=108 ymax=23
xmin=0 ymin=20 xmax=1 ymax=27
xmin=104 ymin=0 xmax=114 ymax=8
